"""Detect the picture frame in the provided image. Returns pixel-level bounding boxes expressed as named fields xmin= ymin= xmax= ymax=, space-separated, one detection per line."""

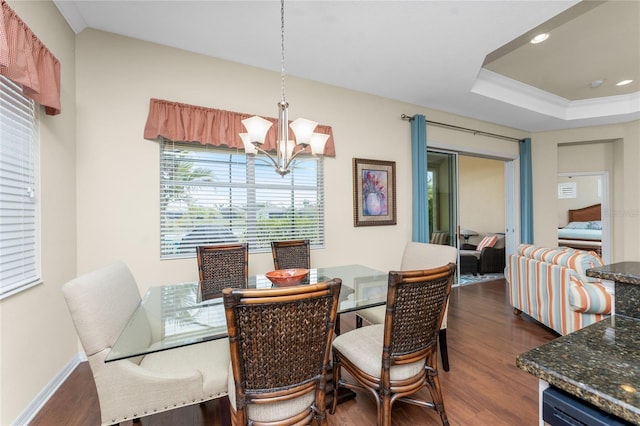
xmin=353 ymin=158 xmax=397 ymax=227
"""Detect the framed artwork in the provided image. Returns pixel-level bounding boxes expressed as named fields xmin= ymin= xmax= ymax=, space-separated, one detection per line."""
xmin=353 ymin=158 xmax=397 ymax=226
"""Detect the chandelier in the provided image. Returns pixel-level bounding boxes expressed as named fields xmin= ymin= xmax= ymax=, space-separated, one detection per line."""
xmin=239 ymin=0 xmax=328 ymax=176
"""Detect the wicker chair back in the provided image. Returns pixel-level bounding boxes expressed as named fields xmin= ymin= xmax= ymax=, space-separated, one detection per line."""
xmin=196 ymin=243 xmax=248 ymax=300
xmin=223 ymin=280 xmax=341 ymax=425
xmin=385 ymin=265 xmax=454 ymax=359
xmin=271 ymin=239 xmax=310 ymax=270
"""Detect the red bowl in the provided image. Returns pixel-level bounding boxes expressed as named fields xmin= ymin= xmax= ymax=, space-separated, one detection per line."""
xmin=265 ymin=268 xmax=309 ymax=286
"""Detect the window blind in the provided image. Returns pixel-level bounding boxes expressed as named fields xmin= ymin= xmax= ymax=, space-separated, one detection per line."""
xmin=0 ymin=75 xmax=40 ymax=298
xmin=160 ymin=140 xmax=324 ymax=258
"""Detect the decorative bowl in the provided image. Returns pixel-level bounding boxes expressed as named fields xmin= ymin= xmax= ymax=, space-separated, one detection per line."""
xmin=265 ymin=268 xmax=309 ymax=286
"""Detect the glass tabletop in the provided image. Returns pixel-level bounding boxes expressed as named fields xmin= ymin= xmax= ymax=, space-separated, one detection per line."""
xmin=106 ymin=264 xmax=388 ymax=362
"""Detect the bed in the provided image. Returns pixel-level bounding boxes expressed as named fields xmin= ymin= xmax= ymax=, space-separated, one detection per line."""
xmin=557 ymin=203 xmax=602 ymax=256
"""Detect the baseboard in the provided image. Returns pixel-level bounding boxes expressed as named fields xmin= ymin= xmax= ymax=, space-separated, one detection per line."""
xmin=12 ymin=351 xmax=86 ymax=426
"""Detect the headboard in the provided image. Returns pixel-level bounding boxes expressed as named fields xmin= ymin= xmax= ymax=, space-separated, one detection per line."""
xmin=568 ymin=203 xmax=601 ymax=222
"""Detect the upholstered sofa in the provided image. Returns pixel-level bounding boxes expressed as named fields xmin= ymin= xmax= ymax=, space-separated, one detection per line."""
xmin=505 ymin=244 xmax=612 ymax=336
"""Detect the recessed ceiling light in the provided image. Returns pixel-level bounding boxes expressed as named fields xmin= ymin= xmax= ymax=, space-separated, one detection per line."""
xmin=591 ymin=79 xmax=605 ymax=88
xmin=616 ymin=79 xmax=633 ymax=86
xmin=530 ymin=33 xmax=549 ymax=44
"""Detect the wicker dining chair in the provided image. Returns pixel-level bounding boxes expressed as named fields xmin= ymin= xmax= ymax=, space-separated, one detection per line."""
xmin=271 ymin=239 xmax=310 ymax=270
xmin=196 ymin=243 xmax=248 ymax=300
xmin=355 ymin=242 xmax=457 ymax=371
xmin=330 ymin=264 xmax=455 ymax=426
xmin=223 ymin=279 xmax=342 ymax=425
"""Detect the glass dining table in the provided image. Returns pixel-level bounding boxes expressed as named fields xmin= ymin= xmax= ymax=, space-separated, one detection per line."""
xmin=106 ymin=264 xmax=388 ymax=362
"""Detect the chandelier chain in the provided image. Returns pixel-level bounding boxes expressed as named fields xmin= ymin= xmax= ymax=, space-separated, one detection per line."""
xmin=239 ymin=0 xmax=327 ymax=176
xmin=280 ymin=0 xmax=286 ymax=102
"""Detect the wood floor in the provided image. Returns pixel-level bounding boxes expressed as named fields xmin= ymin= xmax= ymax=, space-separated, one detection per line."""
xmin=30 ymin=279 xmax=556 ymax=425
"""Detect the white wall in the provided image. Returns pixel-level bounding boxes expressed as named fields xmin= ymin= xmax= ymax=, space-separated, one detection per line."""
xmin=1 ymin=1 xmax=77 ymax=424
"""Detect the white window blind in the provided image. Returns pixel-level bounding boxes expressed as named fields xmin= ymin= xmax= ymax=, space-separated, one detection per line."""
xmin=0 ymin=75 xmax=40 ymax=298
xmin=160 ymin=140 xmax=325 ymax=258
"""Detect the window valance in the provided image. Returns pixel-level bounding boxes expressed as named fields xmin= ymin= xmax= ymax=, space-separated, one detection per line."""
xmin=0 ymin=0 xmax=61 ymax=115
xmin=143 ymin=98 xmax=336 ymax=157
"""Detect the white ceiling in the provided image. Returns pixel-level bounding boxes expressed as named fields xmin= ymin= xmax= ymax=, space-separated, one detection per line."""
xmin=53 ymin=0 xmax=640 ymax=133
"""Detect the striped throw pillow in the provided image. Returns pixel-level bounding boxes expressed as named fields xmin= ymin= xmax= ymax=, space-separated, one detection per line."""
xmin=476 ymin=235 xmax=498 ymax=251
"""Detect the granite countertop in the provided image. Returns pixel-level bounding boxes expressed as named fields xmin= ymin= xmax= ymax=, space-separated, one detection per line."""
xmin=517 ymin=315 xmax=640 ymax=425
xmin=587 ymin=262 xmax=640 ymax=285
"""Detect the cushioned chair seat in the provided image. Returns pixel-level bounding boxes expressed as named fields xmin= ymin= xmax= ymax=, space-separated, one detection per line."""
xmin=356 ymin=242 xmax=457 ymax=371
xmin=227 ymin=363 xmax=316 ymax=422
xmin=332 ymin=324 xmax=425 ymax=381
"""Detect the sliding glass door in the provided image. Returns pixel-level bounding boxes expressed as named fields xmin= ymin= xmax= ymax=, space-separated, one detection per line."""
xmin=427 ymin=149 xmax=460 ymax=284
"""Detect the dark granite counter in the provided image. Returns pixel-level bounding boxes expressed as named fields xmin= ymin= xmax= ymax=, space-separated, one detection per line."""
xmin=517 ymin=315 xmax=640 ymax=425
xmin=587 ymin=262 xmax=640 ymax=285
xmin=588 ymin=261 xmax=640 ymax=320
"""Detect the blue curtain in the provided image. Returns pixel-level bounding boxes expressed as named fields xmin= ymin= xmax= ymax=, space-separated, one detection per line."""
xmin=410 ymin=115 xmax=429 ymax=242
xmin=520 ymin=138 xmax=533 ymax=243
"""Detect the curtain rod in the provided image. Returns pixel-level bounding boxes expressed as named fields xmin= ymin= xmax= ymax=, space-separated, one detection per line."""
xmin=401 ymin=114 xmax=521 ymax=143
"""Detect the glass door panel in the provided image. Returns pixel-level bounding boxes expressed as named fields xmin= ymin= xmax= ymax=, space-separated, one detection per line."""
xmin=427 ymin=150 xmax=460 ymax=285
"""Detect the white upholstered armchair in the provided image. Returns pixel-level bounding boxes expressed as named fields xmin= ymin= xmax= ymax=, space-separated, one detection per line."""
xmin=62 ymin=261 xmax=230 ymax=425
xmin=356 ymin=242 xmax=458 ymax=371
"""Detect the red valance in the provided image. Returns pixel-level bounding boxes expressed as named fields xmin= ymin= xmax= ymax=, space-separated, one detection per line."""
xmin=0 ymin=0 xmax=61 ymax=115
xmin=143 ymin=98 xmax=336 ymax=157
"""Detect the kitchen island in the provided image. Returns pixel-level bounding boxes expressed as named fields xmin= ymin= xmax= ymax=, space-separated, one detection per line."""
xmin=517 ymin=261 xmax=640 ymax=425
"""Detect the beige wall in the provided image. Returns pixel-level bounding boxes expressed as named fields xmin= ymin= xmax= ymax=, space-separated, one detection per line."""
xmin=3 ymin=2 xmax=640 ymax=424
xmin=1 ymin=1 xmax=77 ymax=424
xmin=73 ymin=28 xmax=524 ymax=294
xmin=531 ymin=122 xmax=640 ymax=262
xmin=459 ymin=156 xmax=506 ymax=244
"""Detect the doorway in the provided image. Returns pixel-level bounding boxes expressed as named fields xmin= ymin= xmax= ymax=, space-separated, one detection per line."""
xmin=428 ymin=149 xmax=516 ymax=286
xmin=557 ymin=172 xmax=610 ymax=263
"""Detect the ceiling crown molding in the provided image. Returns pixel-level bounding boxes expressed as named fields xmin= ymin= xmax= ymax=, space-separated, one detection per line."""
xmin=472 ymin=68 xmax=640 ymax=122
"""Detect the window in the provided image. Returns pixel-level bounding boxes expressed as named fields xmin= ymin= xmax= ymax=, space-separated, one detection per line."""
xmin=160 ymin=140 xmax=324 ymax=258
xmin=0 ymin=75 xmax=40 ymax=298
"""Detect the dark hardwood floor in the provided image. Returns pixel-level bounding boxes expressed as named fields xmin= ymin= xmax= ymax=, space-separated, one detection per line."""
xmin=30 ymin=279 xmax=556 ymax=425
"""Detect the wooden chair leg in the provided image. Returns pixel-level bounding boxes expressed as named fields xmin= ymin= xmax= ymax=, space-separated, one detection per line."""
xmin=438 ymin=329 xmax=450 ymax=372
xmin=426 ymin=371 xmax=449 ymax=426
xmin=425 ymin=352 xmax=449 ymax=426
xmin=329 ymin=358 xmax=341 ymax=415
